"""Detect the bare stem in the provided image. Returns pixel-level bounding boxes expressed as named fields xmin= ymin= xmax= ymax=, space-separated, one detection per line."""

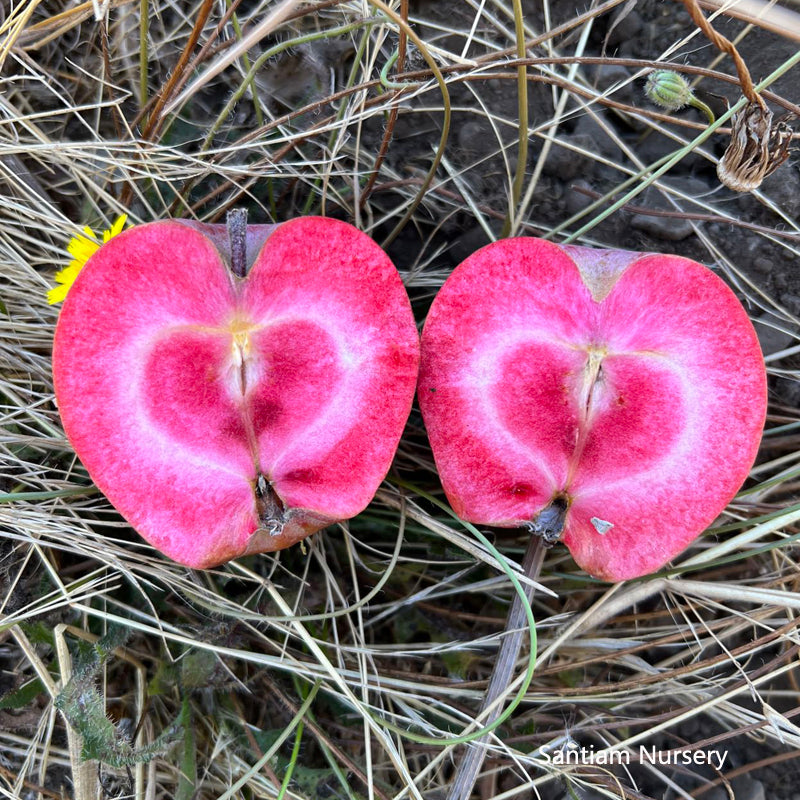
xmin=501 ymin=0 xmax=529 ymax=238
xmin=445 ymin=534 xmax=547 ymax=800
xmin=360 ymin=0 xmax=409 ymax=211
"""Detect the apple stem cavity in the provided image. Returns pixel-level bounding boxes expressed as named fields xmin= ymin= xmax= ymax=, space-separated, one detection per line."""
xmin=227 ymin=208 xmax=248 ymax=278
xmin=446 ymin=532 xmax=549 ymax=800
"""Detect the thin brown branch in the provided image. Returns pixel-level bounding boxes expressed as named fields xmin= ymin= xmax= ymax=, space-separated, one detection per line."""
xmin=360 ymin=0 xmax=409 ymax=210
xmin=99 ymin=18 xmax=124 ymax=143
xmin=129 ymin=0 xmax=251 ymax=131
xmin=140 ymin=0 xmax=215 ymax=141
xmin=0 ymin=764 xmax=67 ymax=800
xmin=680 ymin=0 xmax=766 ymax=109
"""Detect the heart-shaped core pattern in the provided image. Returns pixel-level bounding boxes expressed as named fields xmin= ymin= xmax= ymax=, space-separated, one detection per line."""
xmin=418 ymin=238 xmax=766 ymax=581
xmin=53 ymin=217 xmax=419 ymax=568
xmin=141 ymin=320 xmax=343 ymax=468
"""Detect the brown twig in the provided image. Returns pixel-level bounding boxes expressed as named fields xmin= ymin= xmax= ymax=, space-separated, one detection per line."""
xmin=153 ymin=0 xmax=348 ymax=129
xmin=359 ymin=0 xmax=409 ymax=211
xmin=99 ymin=18 xmax=124 ymax=142
xmin=167 ymin=50 xmax=800 ymax=221
xmin=571 ymin=185 xmax=800 ymax=240
xmin=227 ymin=692 xmax=282 ymax=790
xmin=140 ymin=0 xmax=215 ymax=142
xmin=129 ymin=0 xmax=251 ymax=131
xmin=679 ymin=0 xmax=766 ymax=110
xmin=201 ymin=54 xmax=800 ymax=157
xmin=0 ymin=763 xmax=67 ymax=800
xmin=120 ymin=0 xmax=215 ymax=206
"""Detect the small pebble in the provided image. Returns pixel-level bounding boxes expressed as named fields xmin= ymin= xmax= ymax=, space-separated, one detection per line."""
xmin=754 ymin=312 xmax=796 ymax=356
xmin=605 ymin=9 xmax=643 ymax=47
xmin=631 ymin=212 xmax=694 ymax=241
xmin=543 ymin=135 xmax=596 ymax=180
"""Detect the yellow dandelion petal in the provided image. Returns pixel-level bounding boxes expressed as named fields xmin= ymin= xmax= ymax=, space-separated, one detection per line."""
xmin=66 ymin=230 xmax=100 ymax=263
xmin=53 ymin=262 xmax=82 ymax=286
xmin=104 ymin=214 xmax=128 ymax=242
xmin=47 ymin=283 xmax=70 ymax=305
xmin=49 ymin=215 xmax=129 ymax=305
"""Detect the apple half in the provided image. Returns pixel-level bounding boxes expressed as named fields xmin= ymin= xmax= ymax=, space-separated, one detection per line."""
xmin=53 ymin=217 xmax=420 ymax=568
xmin=418 ymin=238 xmax=766 ymax=581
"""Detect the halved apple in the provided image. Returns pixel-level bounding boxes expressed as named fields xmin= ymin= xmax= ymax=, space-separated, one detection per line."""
xmin=418 ymin=238 xmax=766 ymax=581
xmin=53 ymin=217 xmax=420 ymax=568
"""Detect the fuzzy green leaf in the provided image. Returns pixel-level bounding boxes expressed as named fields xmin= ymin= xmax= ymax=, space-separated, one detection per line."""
xmin=55 ymin=624 xmax=183 ymax=767
xmin=0 ymin=677 xmax=45 ymax=710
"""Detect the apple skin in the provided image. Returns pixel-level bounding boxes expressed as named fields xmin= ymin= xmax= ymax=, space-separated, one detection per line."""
xmin=418 ymin=238 xmax=766 ymax=581
xmin=53 ymin=217 xmax=420 ymax=568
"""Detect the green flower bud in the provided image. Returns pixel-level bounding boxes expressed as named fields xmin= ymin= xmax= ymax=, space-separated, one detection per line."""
xmin=645 ymin=70 xmax=693 ymax=111
xmin=644 ymin=69 xmax=715 ymax=124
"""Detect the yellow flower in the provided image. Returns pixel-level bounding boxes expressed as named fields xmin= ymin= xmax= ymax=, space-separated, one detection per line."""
xmin=48 ymin=214 xmax=128 ymax=305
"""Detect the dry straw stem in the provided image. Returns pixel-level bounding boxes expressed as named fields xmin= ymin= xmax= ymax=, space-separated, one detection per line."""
xmin=164 ymin=53 xmax=800 ymax=232
xmin=571 ymin=183 xmax=800 ymax=241
xmin=699 ymin=0 xmax=800 ymax=44
xmin=11 ymin=0 xmax=134 ymax=51
xmin=161 ymin=0 xmax=304 ymax=117
xmin=138 ymin=0 xmax=216 ymax=142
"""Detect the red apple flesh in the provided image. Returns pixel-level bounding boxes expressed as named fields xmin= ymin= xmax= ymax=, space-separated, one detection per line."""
xmin=418 ymin=238 xmax=766 ymax=581
xmin=53 ymin=217 xmax=419 ymax=568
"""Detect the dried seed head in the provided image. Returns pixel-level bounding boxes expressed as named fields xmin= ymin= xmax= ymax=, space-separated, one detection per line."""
xmin=717 ymin=102 xmax=794 ymax=192
xmin=645 ymin=70 xmax=693 ymax=112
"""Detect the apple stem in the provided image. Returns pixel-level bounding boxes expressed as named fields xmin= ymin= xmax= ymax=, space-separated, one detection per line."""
xmin=446 ymin=517 xmax=554 ymax=800
xmin=227 ymin=208 xmax=248 ymax=278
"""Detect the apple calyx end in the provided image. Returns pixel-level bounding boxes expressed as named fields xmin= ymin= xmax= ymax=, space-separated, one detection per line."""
xmin=254 ymin=473 xmax=288 ymax=536
xmin=245 ymin=475 xmax=337 ymax=557
xmin=523 ymin=493 xmax=570 ymax=548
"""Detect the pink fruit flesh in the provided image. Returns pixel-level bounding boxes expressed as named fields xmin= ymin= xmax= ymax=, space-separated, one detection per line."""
xmin=418 ymin=238 xmax=766 ymax=581
xmin=53 ymin=217 xmax=419 ymax=568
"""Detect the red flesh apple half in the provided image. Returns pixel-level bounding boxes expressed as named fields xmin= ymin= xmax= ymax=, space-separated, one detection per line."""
xmin=418 ymin=238 xmax=766 ymax=581
xmin=53 ymin=217 xmax=419 ymax=568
